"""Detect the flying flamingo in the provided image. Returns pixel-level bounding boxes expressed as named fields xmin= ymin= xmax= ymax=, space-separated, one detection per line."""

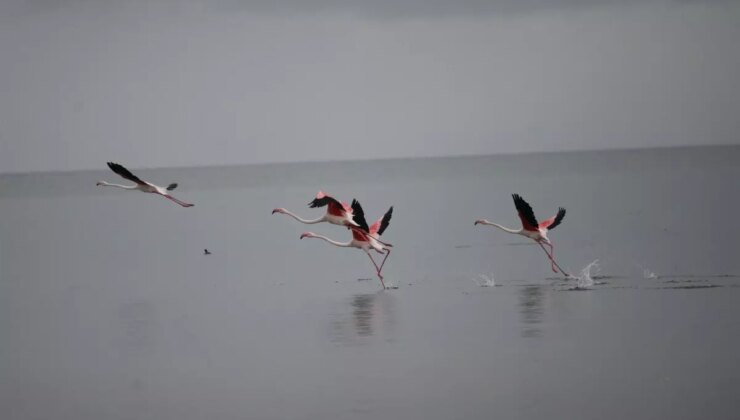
xmin=474 ymin=194 xmax=568 ymax=276
xmin=300 ymin=200 xmax=393 ymax=289
xmin=96 ymin=162 xmax=194 ymax=207
xmin=273 ymin=192 xmax=393 ymax=247
xmin=273 ymin=191 xmax=358 ymax=227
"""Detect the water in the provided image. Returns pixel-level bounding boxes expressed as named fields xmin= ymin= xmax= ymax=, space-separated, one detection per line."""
xmin=572 ymin=260 xmax=599 ymax=290
xmin=1 ymin=146 xmax=739 ymax=420
xmin=642 ymin=267 xmax=659 ymax=280
xmin=473 ymin=272 xmax=497 ymax=287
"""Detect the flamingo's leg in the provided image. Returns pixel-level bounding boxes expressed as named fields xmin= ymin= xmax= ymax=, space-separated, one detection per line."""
xmin=163 ymin=194 xmax=194 ymax=207
xmin=365 ymin=250 xmax=386 ymax=289
xmin=547 ymin=243 xmax=562 ymax=271
xmin=537 ymin=243 xmax=558 ymax=274
xmin=378 ymin=249 xmax=391 ymax=273
xmin=535 ymin=240 xmax=556 ymax=267
xmin=535 ymin=240 xmax=557 ymax=272
xmin=543 ymin=242 xmax=557 ymax=272
xmin=545 ymin=243 xmax=564 ymax=275
xmin=537 ymin=242 xmax=569 ymax=277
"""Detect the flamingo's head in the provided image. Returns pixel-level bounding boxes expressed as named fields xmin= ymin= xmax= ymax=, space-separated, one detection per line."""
xmin=272 ymin=208 xmax=286 ymax=215
xmin=300 ymin=232 xmax=316 ymax=240
xmin=474 ymin=219 xmax=488 ymax=226
xmin=96 ymin=181 xmax=106 ymax=186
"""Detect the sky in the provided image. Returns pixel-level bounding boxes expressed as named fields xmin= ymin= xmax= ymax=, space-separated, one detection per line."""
xmin=0 ymin=0 xmax=738 ymax=173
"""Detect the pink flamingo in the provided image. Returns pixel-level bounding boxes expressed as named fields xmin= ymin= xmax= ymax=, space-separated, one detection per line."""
xmin=300 ymin=200 xmax=393 ymax=289
xmin=273 ymin=191 xmax=393 ymax=247
xmin=96 ymin=162 xmax=194 ymax=207
xmin=273 ymin=191 xmax=359 ymax=227
xmin=475 ymin=194 xmax=568 ymax=276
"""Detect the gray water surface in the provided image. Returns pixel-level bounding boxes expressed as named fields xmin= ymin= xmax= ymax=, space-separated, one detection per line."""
xmin=1 ymin=146 xmax=739 ymax=419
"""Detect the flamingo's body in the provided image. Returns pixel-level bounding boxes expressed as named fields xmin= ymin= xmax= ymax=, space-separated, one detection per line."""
xmin=96 ymin=162 xmax=194 ymax=207
xmin=475 ymin=194 xmax=568 ymax=276
xmin=301 ymin=200 xmax=393 ymax=289
xmin=273 ymin=191 xmax=358 ymax=227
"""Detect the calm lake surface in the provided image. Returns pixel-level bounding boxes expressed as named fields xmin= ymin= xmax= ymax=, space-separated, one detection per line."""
xmin=1 ymin=146 xmax=739 ymax=420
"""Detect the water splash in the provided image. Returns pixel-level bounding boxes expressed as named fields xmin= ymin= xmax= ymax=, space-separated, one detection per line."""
xmin=473 ymin=273 xmax=496 ymax=287
xmin=572 ymin=260 xmax=600 ymax=289
xmin=642 ymin=268 xmax=658 ymax=280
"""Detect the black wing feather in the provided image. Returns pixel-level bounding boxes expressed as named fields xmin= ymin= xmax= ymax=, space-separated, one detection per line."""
xmin=547 ymin=208 xmax=566 ymax=231
xmin=512 ymin=194 xmax=539 ymax=227
xmin=350 ymin=199 xmax=370 ymax=232
xmin=308 ymin=195 xmax=342 ymax=209
xmin=107 ymin=162 xmax=145 ymax=185
xmin=376 ymin=206 xmax=393 ymax=236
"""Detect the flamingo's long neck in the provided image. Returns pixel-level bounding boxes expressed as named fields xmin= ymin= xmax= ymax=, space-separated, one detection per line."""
xmin=99 ymin=182 xmax=137 ymax=190
xmin=481 ymin=221 xmax=520 ymax=235
xmin=309 ymin=234 xmax=352 ymax=248
xmin=282 ymin=209 xmax=325 ymax=224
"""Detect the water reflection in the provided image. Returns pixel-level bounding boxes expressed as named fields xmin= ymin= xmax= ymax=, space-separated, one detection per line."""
xmin=518 ymin=286 xmax=545 ymax=338
xmin=351 ymin=294 xmax=375 ymax=337
xmin=329 ymin=292 xmax=397 ymax=345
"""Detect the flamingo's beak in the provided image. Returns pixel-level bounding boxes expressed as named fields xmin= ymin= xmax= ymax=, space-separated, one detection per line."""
xmin=96 ymin=182 xmax=103 ymax=186
xmin=272 ymin=208 xmax=280 ymax=214
xmin=474 ymin=220 xmax=481 ymax=225
xmin=300 ymin=233 xmax=309 ymax=239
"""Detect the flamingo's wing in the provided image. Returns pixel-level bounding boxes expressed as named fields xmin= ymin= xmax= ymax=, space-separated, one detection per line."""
xmin=351 ymin=227 xmax=370 ymax=242
xmin=539 ymin=208 xmax=566 ymax=231
xmin=512 ymin=194 xmax=539 ymax=231
xmin=107 ymin=162 xmax=145 ymax=185
xmin=350 ymin=199 xmax=370 ymax=233
xmin=308 ymin=191 xmax=346 ymax=216
xmin=370 ymin=206 xmax=393 ymax=236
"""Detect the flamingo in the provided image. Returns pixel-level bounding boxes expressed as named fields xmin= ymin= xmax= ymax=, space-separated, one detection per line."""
xmin=96 ymin=162 xmax=194 ymax=207
xmin=273 ymin=191 xmax=358 ymax=227
xmin=474 ymin=194 xmax=568 ymax=276
xmin=300 ymin=200 xmax=393 ymax=289
xmin=273 ymin=192 xmax=393 ymax=247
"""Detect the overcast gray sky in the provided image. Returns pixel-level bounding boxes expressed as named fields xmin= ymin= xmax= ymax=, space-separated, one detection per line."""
xmin=1 ymin=0 xmax=738 ymax=173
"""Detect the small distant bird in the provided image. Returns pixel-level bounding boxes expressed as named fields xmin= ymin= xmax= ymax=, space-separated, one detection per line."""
xmin=96 ymin=162 xmax=194 ymax=207
xmin=300 ymin=200 xmax=393 ymax=289
xmin=273 ymin=191 xmax=358 ymax=227
xmin=475 ymin=194 xmax=568 ymax=276
xmin=204 ymin=249 xmax=212 ymax=255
